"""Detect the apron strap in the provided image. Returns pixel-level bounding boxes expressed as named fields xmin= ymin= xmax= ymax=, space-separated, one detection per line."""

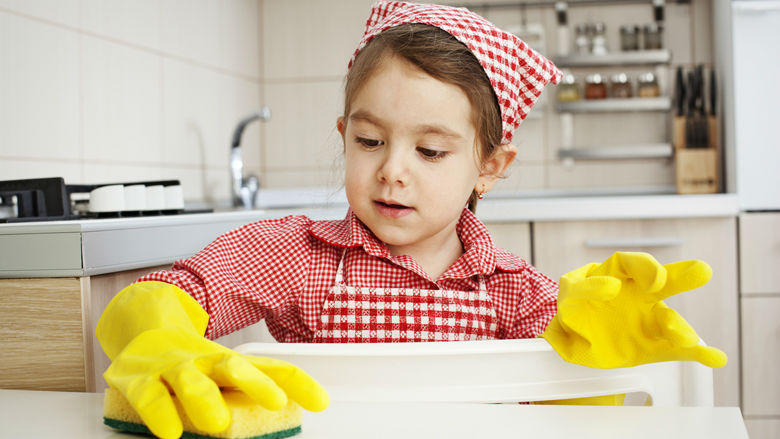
xmin=334 ymin=248 xmax=348 ymax=286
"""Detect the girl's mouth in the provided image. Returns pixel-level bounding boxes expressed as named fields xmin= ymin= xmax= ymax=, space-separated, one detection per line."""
xmin=374 ymin=200 xmax=413 ymax=218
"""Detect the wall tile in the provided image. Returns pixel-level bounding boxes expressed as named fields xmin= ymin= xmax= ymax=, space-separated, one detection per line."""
xmin=264 ymin=167 xmax=344 ymax=190
xmin=81 ymin=161 xmax=162 ymax=185
xmin=79 ymin=0 xmax=161 ymax=51
xmin=160 ymin=0 xmax=223 ymax=69
xmin=262 ymin=80 xmax=344 ymax=173
xmin=161 ymin=59 xmax=227 ymax=168
xmin=0 ymin=0 xmax=79 ymax=28
xmin=0 ymin=158 xmax=82 ymax=182
xmin=0 ymin=13 xmax=80 ymax=161
xmin=221 ymin=0 xmax=261 ymax=79
xmin=262 ymin=0 xmax=372 ymax=80
xmin=221 ymin=76 xmax=262 ymax=179
xmin=160 ymin=0 xmax=260 ymax=78
xmin=81 ymin=35 xmax=162 ymax=164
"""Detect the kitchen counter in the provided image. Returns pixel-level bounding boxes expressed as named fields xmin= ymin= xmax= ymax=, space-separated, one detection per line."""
xmin=0 ymin=193 xmax=738 ymax=278
xmin=0 ymin=389 xmax=750 ymax=439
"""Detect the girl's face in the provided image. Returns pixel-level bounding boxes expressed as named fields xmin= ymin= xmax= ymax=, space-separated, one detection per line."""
xmin=338 ymin=55 xmax=513 ymax=260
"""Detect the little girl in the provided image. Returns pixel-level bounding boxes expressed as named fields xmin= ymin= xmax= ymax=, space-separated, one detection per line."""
xmin=140 ymin=1 xmax=562 ymax=344
xmin=96 ymin=2 xmax=725 ymax=438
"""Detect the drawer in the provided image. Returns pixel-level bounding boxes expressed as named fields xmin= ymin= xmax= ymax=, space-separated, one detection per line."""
xmin=532 ymin=217 xmax=739 ymax=407
xmin=741 ymin=296 xmax=780 ymax=416
xmin=739 ymin=212 xmax=780 ymax=295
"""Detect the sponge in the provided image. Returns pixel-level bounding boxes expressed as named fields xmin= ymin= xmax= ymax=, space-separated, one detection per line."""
xmin=103 ymin=387 xmax=303 ymax=439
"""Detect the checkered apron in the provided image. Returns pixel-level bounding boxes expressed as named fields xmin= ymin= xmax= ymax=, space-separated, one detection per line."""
xmin=314 ymin=250 xmax=499 ymax=342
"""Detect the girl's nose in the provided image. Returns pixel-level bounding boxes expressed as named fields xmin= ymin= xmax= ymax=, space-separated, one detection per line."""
xmin=377 ymin=145 xmax=409 ymax=186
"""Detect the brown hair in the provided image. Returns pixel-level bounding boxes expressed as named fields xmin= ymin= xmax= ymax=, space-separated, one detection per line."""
xmin=344 ymin=23 xmax=503 ymax=212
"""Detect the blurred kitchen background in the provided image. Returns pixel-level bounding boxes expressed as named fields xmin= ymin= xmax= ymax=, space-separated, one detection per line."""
xmin=1 ymin=1 xmax=778 ymax=438
xmin=0 ymin=0 xmax=748 ymax=203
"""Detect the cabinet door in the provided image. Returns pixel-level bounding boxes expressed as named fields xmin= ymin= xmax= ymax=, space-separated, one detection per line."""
xmin=533 ymin=217 xmax=739 ymax=407
xmin=739 ymin=212 xmax=780 ymax=295
xmin=484 ymin=222 xmax=532 ymax=263
xmin=741 ymin=297 xmax=780 ymax=416
xmin=0 ymin=278 xmax=85 ymax=391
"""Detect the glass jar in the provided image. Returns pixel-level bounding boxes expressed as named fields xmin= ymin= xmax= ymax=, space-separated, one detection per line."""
xmin=610 ymin=73 xmax=632 ymax=98
xmin=557 ymin=74 xmax=580 ymax=102
xmin=585 ymin=73 xmax=608 ymax=99
xmin=574 ymin=23 xmax=590 ymax=54
xmin=637 ymin=72 xmax=660 ymax=97
xmin=591 ymin=22 xmax=608 ymax=55
xmin=620 ymin=25 xmax=640 ymax=51
xmin=643 ymin=23 xmax=664 ymax=50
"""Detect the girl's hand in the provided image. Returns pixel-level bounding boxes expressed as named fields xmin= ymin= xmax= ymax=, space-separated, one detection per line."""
xmin=541 ymin=252 xmax=728 ymax=369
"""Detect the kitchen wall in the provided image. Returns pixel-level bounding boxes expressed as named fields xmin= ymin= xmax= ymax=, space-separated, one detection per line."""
xmin=0 ymin=0 xmax=716 ymax=204
xmin=0 ymin=0 xmax=263 ymax=203
xmin=260 ymin=0 xmax=716 ymax=195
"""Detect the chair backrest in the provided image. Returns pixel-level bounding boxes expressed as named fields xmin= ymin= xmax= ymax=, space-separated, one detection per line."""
xmin=234 ymin=338 xmax=713 ymax=407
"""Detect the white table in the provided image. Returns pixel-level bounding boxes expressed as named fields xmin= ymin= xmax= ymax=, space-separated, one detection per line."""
xmin=0 ymin=389 xmax=749 ymax=439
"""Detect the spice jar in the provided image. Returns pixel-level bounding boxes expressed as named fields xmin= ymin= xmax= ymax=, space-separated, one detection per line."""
xmin=585 ymin=74 xmax=608 ymax=99
xmin=574 ymin=23 xmax=590 ymax=54
xmin=591 ymin=22 xmax=608 ymax=55
xmin=620 ymin=25 xmax=640 ymax=51
xmin=637 ymin=72 xmax=660 ymax=97
xmin=557 ymin=74 xmax=580 ymax=102
xmin=610 ymin=73 xmax=632 ymax=98
xmin=643 ymin=23 xmax=664 ymax=50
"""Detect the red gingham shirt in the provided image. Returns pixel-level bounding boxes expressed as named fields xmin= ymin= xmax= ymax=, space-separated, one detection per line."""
xmin=139 ymin=208 xmax=558 ymax=342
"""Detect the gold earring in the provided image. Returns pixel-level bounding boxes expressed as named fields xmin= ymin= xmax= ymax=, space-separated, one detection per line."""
xmin=477 ymin=192 xmax=485 ymax=199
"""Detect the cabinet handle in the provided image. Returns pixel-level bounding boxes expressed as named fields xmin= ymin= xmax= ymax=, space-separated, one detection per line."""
xmin=584 ymin=237 xmax=683 ymax=248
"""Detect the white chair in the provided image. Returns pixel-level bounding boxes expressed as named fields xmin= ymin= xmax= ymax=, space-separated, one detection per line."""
xmin=234 ymin=338 xmax=714 ymax=407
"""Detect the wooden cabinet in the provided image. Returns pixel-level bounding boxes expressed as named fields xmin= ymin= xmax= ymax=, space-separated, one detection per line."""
xmin=0 ymin=278 xmax=86 ymax=392
xmin=532 ymin=217 xmax=740 ymax=407
xmin=739 ymin=213 xmax=780 ymax=439
xmin=0 ymin=265 xmax=170 ymax=393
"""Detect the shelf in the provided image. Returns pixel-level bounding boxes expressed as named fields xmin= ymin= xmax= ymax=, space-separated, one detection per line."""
xmin=553 ymin=50 xmax=672 ymax=67
xmin=558 ymin=143 xmax=673 ymax=160
xmin=556 ymin=97 xmax=671 ymax=113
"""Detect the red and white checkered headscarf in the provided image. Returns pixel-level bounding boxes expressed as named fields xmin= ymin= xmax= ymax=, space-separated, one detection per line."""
xmin=349 ymin=1 xmax=563 ymax=145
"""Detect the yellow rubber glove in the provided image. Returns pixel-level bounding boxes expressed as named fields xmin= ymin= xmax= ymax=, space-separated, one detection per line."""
xmin=541 ymin=252 xmax=727 ymax=369
xmin=96 ymin=281 xmax=329 ymax=439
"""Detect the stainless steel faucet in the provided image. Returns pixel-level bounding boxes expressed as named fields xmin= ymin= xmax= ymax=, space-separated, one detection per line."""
xmin=231 ymin=107 xmax=271 ymax=208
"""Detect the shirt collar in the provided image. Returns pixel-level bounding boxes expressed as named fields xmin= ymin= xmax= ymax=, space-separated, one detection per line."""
xmin=308 ymin=208 xmax=523 ymax=277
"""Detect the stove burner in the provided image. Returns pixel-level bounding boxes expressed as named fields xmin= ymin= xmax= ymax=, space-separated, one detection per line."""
xmin=0 ymin=177 xmax=210 ymax=223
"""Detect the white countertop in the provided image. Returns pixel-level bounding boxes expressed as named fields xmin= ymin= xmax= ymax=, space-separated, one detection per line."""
xmin=0 ymin=192 xmax=739 ymax=278
xmin=0 ymin=389 xmax=749 ymax=439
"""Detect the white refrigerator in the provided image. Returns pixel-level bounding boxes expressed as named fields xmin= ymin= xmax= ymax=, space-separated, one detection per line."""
xmin=731 ymin=1 xmax=780 ymax=210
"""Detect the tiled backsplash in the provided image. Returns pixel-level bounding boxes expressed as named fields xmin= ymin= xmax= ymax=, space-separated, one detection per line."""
xmin=0 ymin=0 xmax=262 ymax=203
xmin=0 ymin=0 xmax=714 ymax=203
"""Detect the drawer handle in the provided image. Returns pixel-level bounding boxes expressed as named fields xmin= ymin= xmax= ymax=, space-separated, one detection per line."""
xmin=585 ymin=237 xmax=684 ymax=248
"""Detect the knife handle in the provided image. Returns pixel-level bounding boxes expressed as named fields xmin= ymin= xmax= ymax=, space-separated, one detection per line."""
xmin=710 ymin=69 xmax=717 ymax=116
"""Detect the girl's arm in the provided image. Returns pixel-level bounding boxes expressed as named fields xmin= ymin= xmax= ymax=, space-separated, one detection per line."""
xmin=498 ymin=262 xmax=559 ymax=339
xmin=137 ymin=215 xmax=314 ymax=340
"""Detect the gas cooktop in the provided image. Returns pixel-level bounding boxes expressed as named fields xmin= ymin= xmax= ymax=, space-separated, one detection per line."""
xmin=0 ymin=177 xmax=211 ymax=223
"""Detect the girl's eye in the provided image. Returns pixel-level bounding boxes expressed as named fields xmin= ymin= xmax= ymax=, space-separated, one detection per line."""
xmin=417 ymin=147 xmax=448 ymax=161
xmin=355 ymin=137 xmax=384 ymax=148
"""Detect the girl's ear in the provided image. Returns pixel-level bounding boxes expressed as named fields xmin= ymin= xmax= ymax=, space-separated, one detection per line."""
xmin=476 ymin=144 xmax=517 ymax=193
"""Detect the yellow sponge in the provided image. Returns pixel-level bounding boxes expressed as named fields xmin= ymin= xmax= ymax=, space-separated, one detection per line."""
xmin=103 ymin=387 xmax=303 ymax=439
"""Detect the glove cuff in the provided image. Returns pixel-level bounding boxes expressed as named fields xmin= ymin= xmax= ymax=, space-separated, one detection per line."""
xmin=96 ymin=281 xmax=209 ymax=360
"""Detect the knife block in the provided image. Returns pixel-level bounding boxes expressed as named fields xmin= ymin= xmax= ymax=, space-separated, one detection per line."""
xmin=673 ymin=116 xmax=719 ymax=194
